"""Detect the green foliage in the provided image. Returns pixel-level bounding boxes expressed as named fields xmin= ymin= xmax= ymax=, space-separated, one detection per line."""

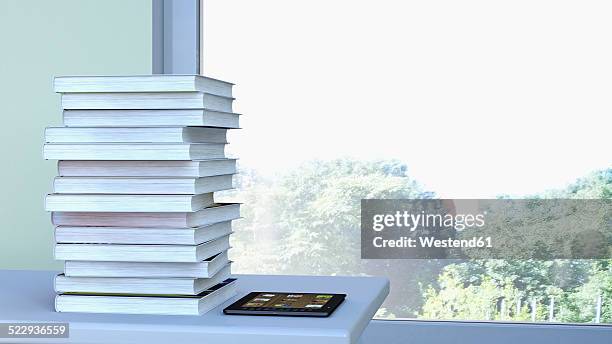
xmin=537 ymin=169 xmax=612 ymax=199
xmin=459 ymin=199 xmax=610 ymax=260
xmin=232 ymin=159 xmax=433 ymax=270
xmin=421 ymin=270 xmax=503 ymax=320
xmin=559 ymin=260 xmax=612 ymax=323
xmin=231 ymin=160 xmax=611 ymax=322
xmin=230 ymin=158 xmax=440 ymax=315
xmin=418 ymin=168 xmax=612 ymax=323
xmin=272 ymin=159 xmax=431 ymax=274
xmin=419 ymin=259 xmax=600 ymax=321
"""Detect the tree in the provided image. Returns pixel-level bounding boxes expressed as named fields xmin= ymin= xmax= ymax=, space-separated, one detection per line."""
xmin=229 ymin=162 xmax=611 ymax=321
xmin=559 ymin=259 xmax=612 ymax=323
xmin=419 ymin=168 xmax=611 ymax=322
xmin=230 ymin=158 xmax=441 ymax=316
xmin=422 ymin=269 xmax=537 ymax=321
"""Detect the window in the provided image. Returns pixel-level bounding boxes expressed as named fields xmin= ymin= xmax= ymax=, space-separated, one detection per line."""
xmin=205 ymin=0 xmax=611 ymax=324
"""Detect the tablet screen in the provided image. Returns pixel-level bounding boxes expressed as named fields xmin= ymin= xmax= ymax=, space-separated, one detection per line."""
xmin=240 ymin=292 xmax=334 ymax=309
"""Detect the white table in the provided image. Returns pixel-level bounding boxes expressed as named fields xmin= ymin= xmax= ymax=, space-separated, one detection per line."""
xmin=0 ymin=270 xmax=388 ymax=344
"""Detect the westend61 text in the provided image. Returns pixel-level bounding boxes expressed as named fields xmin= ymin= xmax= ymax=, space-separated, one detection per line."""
xmin=372 ymin=236 xmax=493 ymax=249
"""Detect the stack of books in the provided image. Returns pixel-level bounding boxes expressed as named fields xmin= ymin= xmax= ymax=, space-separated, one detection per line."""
xmin=43 ymin=75 xmax=241 ymax=315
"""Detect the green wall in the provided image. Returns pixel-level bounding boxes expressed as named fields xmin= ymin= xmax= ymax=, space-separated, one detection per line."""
xmin=0 ymin=0 xmax=151 ymax=270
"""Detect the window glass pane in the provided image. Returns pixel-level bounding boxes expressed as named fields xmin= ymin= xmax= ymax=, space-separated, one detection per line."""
xmin=204 ymin=0 xmax=611 ymax=324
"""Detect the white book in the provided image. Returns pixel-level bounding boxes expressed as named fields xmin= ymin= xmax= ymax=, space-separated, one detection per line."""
xmin=54 ymin=75 xmax=233 ymax=97
xmin=43 ymin=143 xmax=226 ymax=160
xmin=55 ymin=221 xmax=233 ymax=245
xmin=61 ymin=92 xmax=233 ymax=112
xmin=45 ymin=193 xmax=214 ymax=212
xmin=64 ymin=251 xmax=230 ymax=278
xmin=55 ymin=264 xmax=232 ymax=295
xmin=52 ymin=203 xmax=240 ymax=227
xmin=58 ymin=159 xmax=237 ymax=177
xmin=55 ymin=278 xmax=237 ymax=315
xmin=55 ymin=234 xmax=231 ymax=262
xmin=53 ymin=175 xmax=233 ymax=194
xmin=63 ymin=109 xmax=240 ymax=128
xmin=45 ymin=127 xmax=228 ymax=143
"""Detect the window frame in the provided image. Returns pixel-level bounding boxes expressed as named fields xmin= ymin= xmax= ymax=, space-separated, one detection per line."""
xmin=152 ymin=0 xmax=201 ymax=74
xmin=362 ymin=319 xmax=612 ymax=343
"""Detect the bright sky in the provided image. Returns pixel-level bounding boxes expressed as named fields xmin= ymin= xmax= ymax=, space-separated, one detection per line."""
xmin=204 ymin=0 xmax=611 ymax=198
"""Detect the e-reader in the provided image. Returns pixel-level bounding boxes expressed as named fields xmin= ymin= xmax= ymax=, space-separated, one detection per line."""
xmin=223 ymin=292 xmax=346 ymax=317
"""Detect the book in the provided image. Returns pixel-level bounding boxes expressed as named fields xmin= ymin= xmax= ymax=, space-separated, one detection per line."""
xmin=55 ymin=221 xmax=233 ymax=245
xmin=45 ymin=193 xmax=214 ymax=212
xmin=61 ymin=92 xmax=233 ymax=112
xmin=55 ymin=263 xmax=232 ymax=295
xmin=51 ymin=203 xmax=241 ymax=227
xmin=53 ymin=175 xmax=233 ymax=194
xmin=64 ymin=251 xmax=230 ymax=278
xmin=54 ymin=234 xmax=231 ymax=262
xmin=63 ymin=109 xmax=240 ymax=128
xmin=55 ymin=278 xmax=237 ymax=315
xmin=45 ymin=126 xmax=228 ymax=143
xmin=54 ymin=75 xmax=233 ymax=97
xmin=43 ymin=143 xmax=226 ymax=161
xmin=57 ymin=159 xmax=237 ymax=177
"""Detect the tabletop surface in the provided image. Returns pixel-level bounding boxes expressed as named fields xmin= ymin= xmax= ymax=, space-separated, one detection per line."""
xmin=0 ymin=270 xmax=389 ymax=344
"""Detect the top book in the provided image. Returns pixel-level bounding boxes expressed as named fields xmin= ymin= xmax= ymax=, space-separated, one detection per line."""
xmin=54 ymin=75 xmax=233 ymax=98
